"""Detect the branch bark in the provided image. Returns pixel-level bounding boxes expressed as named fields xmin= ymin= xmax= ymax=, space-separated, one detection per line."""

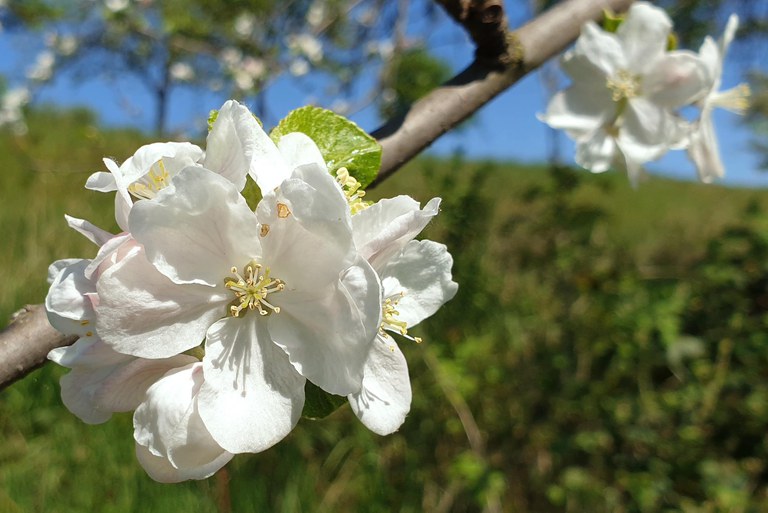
xmin=0 ymin=0 xmax=635 ymax=391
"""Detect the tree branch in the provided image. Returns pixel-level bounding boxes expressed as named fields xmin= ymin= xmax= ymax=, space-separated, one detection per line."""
xmin=371 ymin=0 xmax=634 ymax=186
xmin=0 ymin=0 xmax=635 ymax=391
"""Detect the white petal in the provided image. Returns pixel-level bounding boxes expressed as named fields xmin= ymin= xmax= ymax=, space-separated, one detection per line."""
xmin=198 ymin=317 xmax=305 ymax=454
xmin=96 ymin=247 xmax=228 ymax=358
xmin=575 ymin=22 xmax=625 ymax=76
xmin=203 ymin=100 xmax=260 ymax=192
xmin=65 ymin=215 xmax=114 ymax=247
xmin=58 ymin=365 xmax=121 ymax=424
xmin=644 ymin=51 xmax=710 ymax=108
xmin=129 ymin=166 xmax=262 ymax=287
xmin=617 ymin=2 xmax=672 ymax=73
xmin=83 ymin=233 xmax=134 ymax=280
xmin=380 ymin=240 xmax=458 ymax=328
xmin=48 ymin=337 xmax=127 ymax=368
xmin=688 ymin=109 xmax=724 ymax=183
xmin=620 ymin=99 xmax=686 ymax=160
xmin=135 ymin=443 xmax=233 ymax=483
xmin=258 ymin=163 xmax=355 ymax=290
xmin=269 ymin=257 xmax=381 ymax=396
xmin=575 ymin=128 xmax=617 ymax=173
xmin=45 ymin=259 xmax=95 ymax=324
xmin=134 ymin=363 xmax=233 ymax=472
xmin=118 ymin=142 xmax=203 ymax=186
xmin=84 ymin=171 xmax=117 ymax=192
xmin=96 ymin=354 xmax=198 ymax=412
xmin=348 ymin=336 xmax=411 ymax=436
xmin=47 ymin=258 xmax=80 ymax=284
xmin=277 ymin=132 xmax=326 ymax=171
xmin=352 ymin=196 xmax=440 ymax=268
xmin=539 ymin=84 xmax=613 ymax=135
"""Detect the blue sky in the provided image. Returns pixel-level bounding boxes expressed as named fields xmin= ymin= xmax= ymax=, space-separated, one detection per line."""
xmin=0 ymin=3 xmax=765 ymax=187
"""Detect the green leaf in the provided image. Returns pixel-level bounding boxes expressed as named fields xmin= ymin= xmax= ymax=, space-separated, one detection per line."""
xmin=270 ymin=105 xmax=381 ymax=188
xmin=301 ymin=381 xmax=347 ymax=420
xmin=602 ymin=9 xmax=623 ymax=33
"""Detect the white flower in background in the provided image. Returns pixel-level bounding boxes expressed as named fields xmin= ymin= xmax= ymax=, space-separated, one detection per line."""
xmin=348 ymin=196 xmax=458 ymax=435
xmin=688 ymin=14 xmax=751 ymax=183
xmin=306 ymin=1 xmax=326 ymax=29
xmin=0 ymin=86 xmax=30 ymax=134
xmin=104 ymin=0 xmax=129 ymax=13
xmin=169 ymin=62 xmax=195 ymax=82
xmin=289 ymin=58 xmax=310 ymax=77
xmin=95 ymin=165 xmax=381 ymax=455
xmin=540 ymin=2 xmax=708 ymax=184
xmin=288 ymin=33 xmax=323 ymax=63
xmin=26 ymin=50 xmax=55 ymax=81
xmin=234 ymin=13 xmax=256 ymax=38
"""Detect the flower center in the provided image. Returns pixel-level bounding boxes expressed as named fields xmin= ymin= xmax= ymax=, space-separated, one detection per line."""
xmin=336 ymin=167 xmax=371 ymax=214
xmin=606 ymin=70 xmax=641 ymax=102
xmin=224 ymin=261 xmax=285 ymax=317
xmin=380 ymin=292 xmax=421 ymax=343
xmin=127 ymin=160 xmax=171 ymax=200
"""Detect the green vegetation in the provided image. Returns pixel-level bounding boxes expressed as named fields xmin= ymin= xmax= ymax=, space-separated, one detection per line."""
xmin=3 ymin=109 xmax=768 ymax=511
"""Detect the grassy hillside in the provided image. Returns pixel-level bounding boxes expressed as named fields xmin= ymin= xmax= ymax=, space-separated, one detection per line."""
xmin=3 ymin=109 xmax=768 ymax=512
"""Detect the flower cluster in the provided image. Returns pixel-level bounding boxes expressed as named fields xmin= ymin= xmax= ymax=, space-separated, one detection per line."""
xmin=539 ymin=2 xmax=750 ymax=185
xmin=45 ymin=100 xmax=458 ymax=482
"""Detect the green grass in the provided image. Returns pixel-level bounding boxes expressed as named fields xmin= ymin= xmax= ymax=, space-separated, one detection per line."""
xmin=3 ymin=109 xmax=768 ymax=512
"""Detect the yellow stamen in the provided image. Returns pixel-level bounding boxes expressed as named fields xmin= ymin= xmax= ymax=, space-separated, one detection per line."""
xmin=260 ymin=224 xmax=270 ymax=237
xmin=711 ymin=83 xmax=750 ymax=114
xmin=335 ymin=167 xmax=371 ymax=214
xmin=606 ymin=69 xmax=641 ymax=102
xmin=127 ymin=159 xmax=171 ymax=200
xmin=380 ymin=292 xmax=422 ymax=344
xmin=224 ymin=261 xmax=285 ymax=317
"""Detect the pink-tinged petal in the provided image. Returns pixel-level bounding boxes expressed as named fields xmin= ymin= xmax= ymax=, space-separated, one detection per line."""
xmin=203 ymin=100 xmax=260 ymax=192
xmin=277 ymin=132 xmax=326 ymax=171
xmin=352 ymin=196 xmax=441 ymax=269
xmin=129 ymin=166 xmax=262 ymax=287
xmin=83 ymin=233 xmax=135 ymax=280
xmin=688 ymin=109 xmax=723 ymax=183
xmin=270 ymin=257 xmax=381 ymax=396
xmin=617 ymin=2 xmax=672 ymax=73
xmin=644 ymin=51 xmax=710 ymax=108
xmin=85 ymin=171 xmax=117 ymax=192
xmin=96 ymin=247 xmax=228 ymax=358
xmin=134 ymin=363 xmax=234 ymax=476
xmin=380 ymin=240 xmax=458 ymax=328
xmin=65 ymin=215 xmax=113 ymax=247
xmin=46 ymin=259 xmax=95 ymax=323
xmin=136 ymin=443 xmax=233 ymax=483
xmin=575 ymin=22 xmax=625 ymax=76
xmin=348 ymin=336 xmax=411 ymax=436
xmin=96 ymin=354 xmax=198 ymax=412
xmin=575 ymin=129 xmax=617 ymax=173
xmin=198 ymin=317 xmax=305 ymax=454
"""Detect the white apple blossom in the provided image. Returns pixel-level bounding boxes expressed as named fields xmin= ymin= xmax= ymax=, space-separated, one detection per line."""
xmin=347 ymin=196 xmax=458 ymax=435
xmin=540 ymin=2 xmax=708 ymax=184
xmin=688 ymin=14 xmax=751 ymax=183
xmin=84 ymin=100 xmax=324 ymax=228
xmin=95 ymin=164 xmax=381 ymax=454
